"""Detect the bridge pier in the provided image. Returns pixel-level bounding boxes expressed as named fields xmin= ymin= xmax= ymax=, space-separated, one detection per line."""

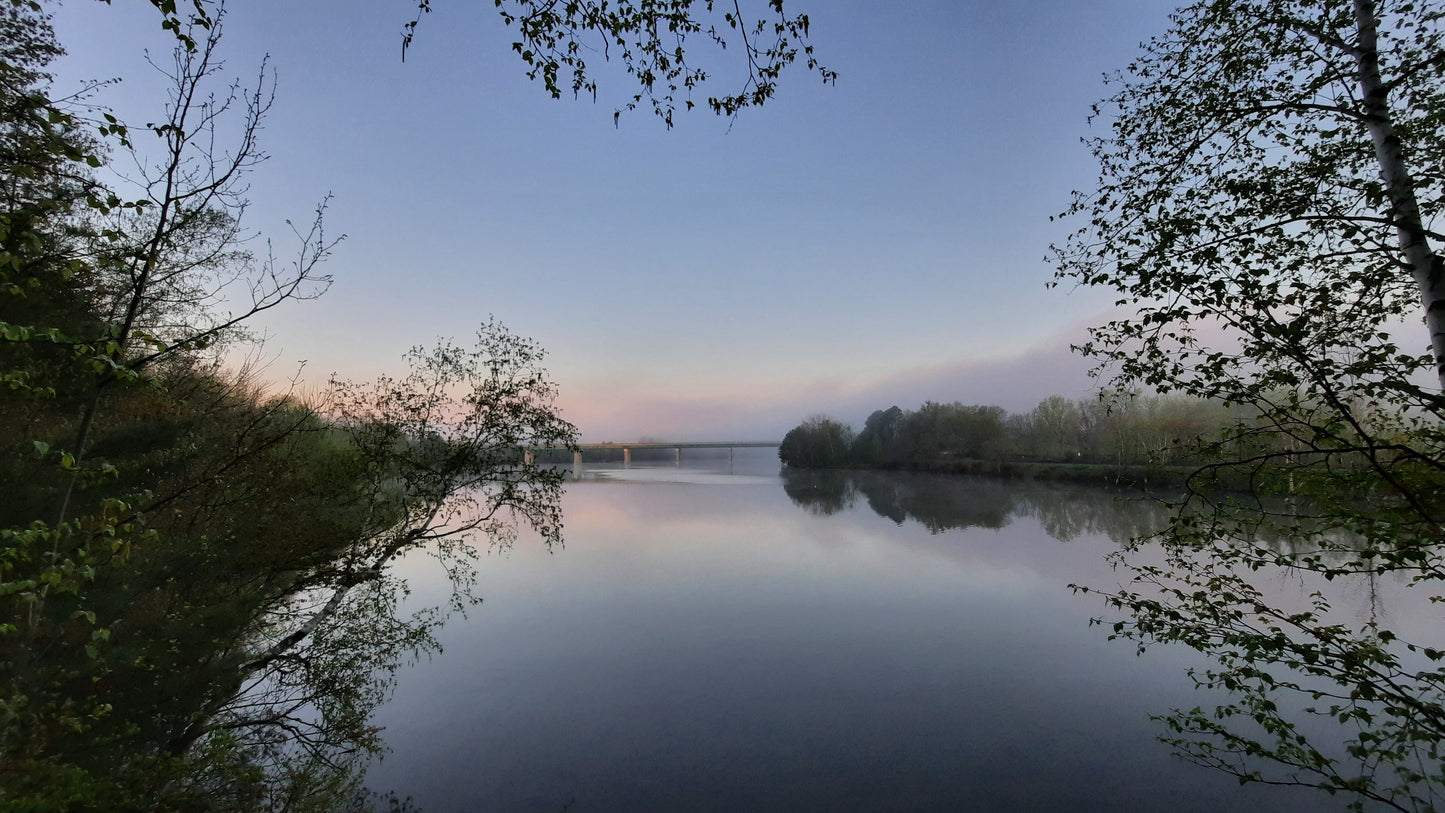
xmin=675 ymin=447 xmax=682 ymax=465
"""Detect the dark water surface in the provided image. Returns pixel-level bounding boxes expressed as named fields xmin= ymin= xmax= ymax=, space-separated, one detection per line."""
xmin=366 ymin=450 xmax=1352 ymax=811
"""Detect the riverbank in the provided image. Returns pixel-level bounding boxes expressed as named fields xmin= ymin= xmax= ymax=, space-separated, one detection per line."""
xmin=793 ymin=458 xmax=1208 ymax=490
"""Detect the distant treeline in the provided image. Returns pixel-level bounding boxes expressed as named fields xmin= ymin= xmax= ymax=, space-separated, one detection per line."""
xmin=779 ymin=394 xmax=1271 ymax=485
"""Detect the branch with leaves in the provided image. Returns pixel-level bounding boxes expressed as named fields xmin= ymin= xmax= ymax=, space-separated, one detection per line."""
xmin=404 ymin=0 xmax=836 ymax=127
xmin=1055 ymin=0 xmax=1445 ymax=808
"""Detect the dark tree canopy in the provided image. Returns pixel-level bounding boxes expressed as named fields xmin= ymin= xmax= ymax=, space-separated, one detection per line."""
xmin=0 ymin=5 xmax=579 ymax=807
xmin=778 ymin=414 xmax=852 ymax=469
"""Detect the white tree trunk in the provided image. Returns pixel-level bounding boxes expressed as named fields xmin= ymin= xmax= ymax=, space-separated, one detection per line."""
xmin=1352 ymin=0 xmax=1445 ymax=391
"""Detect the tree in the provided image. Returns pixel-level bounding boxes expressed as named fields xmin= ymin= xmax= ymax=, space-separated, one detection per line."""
xmin=187 ymin=322 xmax=576 ymax=796
xmin=1030 ymin=395 xmax=1084 ymax=461
xmin=129 ymin=0 xmax=838 ymax=129
xmin=403 ymin=0 xmax=836 ymax=126
xmin=9 ymin=0 xmax=838 ymax=802
xmin=0 ymin=6 xmax=578 ymax=807
xmin=52 ymin=7 xmax=336 ymax=523
xmin=2 ymin=327 xmax=577 ymax=809
xmin=851 ymin=405 xmax=905 ymax=465
xmin=1056 ymin=0 xmax=1445 ymax=395
xmin=778 ymin=414 xmax=852 ymax=468
xmin=3 ymin=2 xmax=336 ymax=672
xmin=0 ymin=0 xmax=103 ymax=401
xmin=902 ymin=401 xmax=1011 ymax=464
xmin=1054 ymin=0 xmax=1445 ymax=809
xmin=0 ymin=3 xmax=339 ymax=534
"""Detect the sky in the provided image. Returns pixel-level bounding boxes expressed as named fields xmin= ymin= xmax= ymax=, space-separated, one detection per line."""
xmin=48 ymin=0 xmax=1180 ymax=441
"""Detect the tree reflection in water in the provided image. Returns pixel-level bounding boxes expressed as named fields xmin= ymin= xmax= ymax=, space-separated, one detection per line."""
xmin=781 ymin=468 xmax=1168 ymax=544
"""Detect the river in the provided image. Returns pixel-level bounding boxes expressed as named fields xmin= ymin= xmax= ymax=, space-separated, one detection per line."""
xmin=364 ymin=448 xmax=1361 ymax=811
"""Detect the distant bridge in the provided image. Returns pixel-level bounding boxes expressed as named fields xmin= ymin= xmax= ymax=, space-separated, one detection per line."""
xmin=525 ymin=440 xmax=780 ymax=466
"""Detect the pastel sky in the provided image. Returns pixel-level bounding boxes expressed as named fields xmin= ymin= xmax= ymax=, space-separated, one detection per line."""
xmin=50 ymin=0 xmax=1178 ymax=441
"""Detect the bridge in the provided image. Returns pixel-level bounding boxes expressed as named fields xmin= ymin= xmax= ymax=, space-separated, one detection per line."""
xmin=525 ymin=440 xmax=780 ymax=467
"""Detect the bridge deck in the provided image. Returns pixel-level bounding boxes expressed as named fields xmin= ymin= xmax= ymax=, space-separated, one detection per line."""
xmin=529 ymin=441 xmax=779 ymax=451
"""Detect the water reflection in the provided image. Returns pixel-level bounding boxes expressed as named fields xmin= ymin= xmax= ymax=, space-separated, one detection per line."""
xmin=782 ymin=468 xmax=1169 ymax=543
xmin=781 ymin=469 xmax=1391 ymax=572
xmin=367 ymin=459 xmax=1331 ymax=812
xmin=777 ymin=468 xmax=1442 ymax=813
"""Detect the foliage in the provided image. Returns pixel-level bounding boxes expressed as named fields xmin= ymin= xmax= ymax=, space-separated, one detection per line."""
xmin=778 ymin=414 xmax=851 ymax=468
xmin=780 ymin=393 xmax=1247 ymax=476
xmin=1030 ymin=395 xmax=1084 ymax=462
xmin=404 ymin=0 xmax=836 ymax=126
xmin=0 ymin=4 xmax=579 ymax=808
xmin=849 ymin=404 xmax=905 ymax=466
xmin=134 ymin=0 xmax=841 ymax=126
xmin=1054 ymin=0 xmax=1445 ymax=808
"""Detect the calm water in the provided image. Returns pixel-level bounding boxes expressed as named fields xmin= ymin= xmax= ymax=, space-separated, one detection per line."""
xmin=365 ymin=449 xmax=1361 ymax=811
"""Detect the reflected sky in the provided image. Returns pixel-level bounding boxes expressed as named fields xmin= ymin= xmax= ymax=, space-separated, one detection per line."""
xmin=368 ymin=455 xmax=1349 ymax=811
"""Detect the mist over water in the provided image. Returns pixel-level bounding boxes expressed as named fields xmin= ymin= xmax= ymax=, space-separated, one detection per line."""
xmin=367 ymin=450 xmax=1349 ymax=812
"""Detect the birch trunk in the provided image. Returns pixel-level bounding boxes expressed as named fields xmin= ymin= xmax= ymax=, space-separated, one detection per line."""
xmin=1352 ymin=0 xmax=1445 ymax=391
